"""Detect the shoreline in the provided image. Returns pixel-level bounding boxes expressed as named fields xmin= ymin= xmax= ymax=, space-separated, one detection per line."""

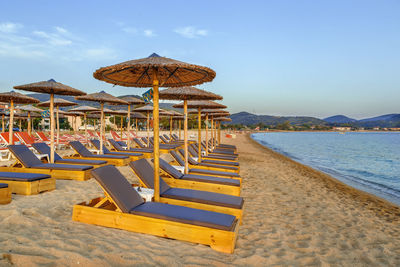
xmin=247 ymin=132 xmax=400 ymax=216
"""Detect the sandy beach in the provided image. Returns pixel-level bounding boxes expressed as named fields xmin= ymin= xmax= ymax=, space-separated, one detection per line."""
xmin=1 ymin=131 xmax=400 ymax=266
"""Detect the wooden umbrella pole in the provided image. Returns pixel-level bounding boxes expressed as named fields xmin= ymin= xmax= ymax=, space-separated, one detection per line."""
xmin=50 ymin=94 xmax=55 ymax=163
xmin=178 ymin=119 xmax=181 ymax=139
xmin=147 ymin=111 xmax=150 ymax=147
xmin=28 ymin=112 xmax=31 ymax=135
xmin=19 ymin=119 xmax=21 ymax=132
xmin=205 ymin=113 xmax=208 ymax=155
xmin=84 ymin=113 xmax=87 ymax=144
xmin=32 ymin=115 xmax=34 ymax=132
xmin=2 ymin=114 xmax=4 ymax=133
xmin=210 ymin=116 xmax=213 ymax=149
xmin=135 ymin=118 xmax=138 ymax=135
xmin=184 ymin=99 xmax=189 ymax=174
xmin=170 ymin=116 xmax=172 ymax=139
xmin=120 ymin=115 xmax=123 ymax=140
xmin=100 ymin=102 xmax=104 ymax=154
xmin=218 ymin=121 xmax=221 ymax=144
xmin=127 ymin=105 xmax=131 ymax=149
xmin=198 ymin=108 xmax=202 ymax=162
xmin=152 ymin=73 xmax=160 ymax=202
xmin=9 ymin=100 xmax=14 ymax=144
xmin=56 ymin=106 xmax=60 ymax=146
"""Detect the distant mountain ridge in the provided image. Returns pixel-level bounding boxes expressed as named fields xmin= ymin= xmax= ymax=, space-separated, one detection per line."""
xmin=323 ymin=115 xmax=357 ymax=124
xmin=230 ymin=111 xmax=326 ymax=126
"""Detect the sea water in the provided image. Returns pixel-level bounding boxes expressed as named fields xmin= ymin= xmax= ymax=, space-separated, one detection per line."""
xmin=251 ymin=132 xmax=400 ymax=205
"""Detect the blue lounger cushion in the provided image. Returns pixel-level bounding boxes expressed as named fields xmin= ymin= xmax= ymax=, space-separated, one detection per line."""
xmin=162 ymin=188 xmax=244 ymax=209
xmin=33 ymin=163 xmax=92 ymax=171
xmin=188 ymin=168 xmax=240 ymax=178
xmin=0 ymin=172 xmax=51 ymax=181
xmin=0 ymin=183 xmax=9 ymax=188
xmin=69 ymin=141 xmax=129 ymax=159
xmin=131 ymin=201 xmax=235 ymax=231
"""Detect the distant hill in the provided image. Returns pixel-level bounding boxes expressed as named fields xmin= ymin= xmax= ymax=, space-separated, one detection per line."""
xmin=324 ymin=115 xmax=356 ymax=124
xmin=229 ymin=112 xmax=326 ymax=126
xmin=356 ymin=114 xmax=400 ymax=128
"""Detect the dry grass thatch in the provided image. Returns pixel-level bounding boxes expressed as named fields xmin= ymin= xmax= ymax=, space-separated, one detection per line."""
xmin=14 ymin=79 xmax=86 ymax=96
xmin=69 ymin=106 xmax=100 ymax=113
xmin=75 ymin=91 xmax=129 ymax=105
xmin=159 ymin=87 xmax=222 ymax=101
xmin=173 ymin=100 xmax=226 ymax=109
xmin=15 ymin=105 xmax=43 ymax=113
xmin=0 ymin=91 xmax=40 ymax=104
xmin=38 ymin=98 xmax=77 ymax=107
xmin=93 ymin=53 xmax=216 ymax=88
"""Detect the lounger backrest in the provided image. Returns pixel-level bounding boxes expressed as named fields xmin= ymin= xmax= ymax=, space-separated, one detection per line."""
xmin=31 ymin=142 xmax=62 ymax=160
xmin=170 ymin=150 xmax=185 ymax=166
xmin=108 ymin=139 xmax=124 ymax=151
xmin=8 ymin=145 xmax=42 ymax=167
xmin=158 ymin=158 xmax=183 ymax=179
xmin=178 ymin=149 xmax=197 ymax=165
xmin=16 ymin=132 xmax=34 ymax=145
xmin=172 ymin=134 xmax=179 ymax=140
xmin=91 ymin=165 xmax=144 ymax=213
xmin=69 ymin=141 xmax=93 ymax=157
xmin=90 ymin=139 xmax=111 ymax=153
xmin=110 ymin=131 xmax=120 ymax=140
xmin=1 ymin=132 xmax=20 ymax=145
xmin=37 ymin=132 xmax=50 ymax=142
xmin=163 ymin=134 xmax=170 ymax=140
xmin=133 ymin=138 xmax=145 ymax=148
xmin=159 ymin=136 xmax=168 ymax=143
xmin=188 ymin=146 xmax=198 ymax=157
xmin=129 ymin=159 xmax=170 ymax=194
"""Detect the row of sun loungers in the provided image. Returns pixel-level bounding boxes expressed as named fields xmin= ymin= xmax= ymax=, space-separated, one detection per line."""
xmin=0 ymin=130 xmax=242 ymax=253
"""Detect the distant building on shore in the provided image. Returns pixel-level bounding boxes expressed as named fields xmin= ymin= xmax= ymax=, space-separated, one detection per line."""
xmin=332 ymin=126 xmax=351 ymax=131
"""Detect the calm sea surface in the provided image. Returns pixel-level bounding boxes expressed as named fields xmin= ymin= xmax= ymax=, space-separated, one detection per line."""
xmin=251 ymin=132 xmax=400 ymax=205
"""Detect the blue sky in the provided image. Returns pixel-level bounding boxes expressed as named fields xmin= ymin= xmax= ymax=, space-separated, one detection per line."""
xmin=0 ymin=0 xmax=399 ymax=119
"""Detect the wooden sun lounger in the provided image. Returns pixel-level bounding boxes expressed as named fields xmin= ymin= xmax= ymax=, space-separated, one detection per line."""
xmin=0 ymin=145 xmax=92 ymax=181
xmin=130 ymin=159 xmax=244 ymax=221
xmin=0 ymin=183 xmax=12 ymax=204
xmin=73 ymin=165 xmax=239 ymax=253
xmin=191 ymin=144 xmax=238 ymax=162
xmin=68 ymin=141 xmax=130 ymax=166
xmin=0 ymin=172 xmax=55 ymax=195
xmin=158 ymin=158 xmax=241 ymax=196
xmin=108 ymin=139 xmax=153 ymax=158
xmin=170 ymin=151 xmax=241 ymax=180
xmin=31 ymin=143 xmax=107 ymax=168
xmin=177 ymin=149 xmax=239 ymax=174
xmin=188 ymin=146 xmax=239 ymax=168
xmin=89 ymin=140 xmax=144 ymax=161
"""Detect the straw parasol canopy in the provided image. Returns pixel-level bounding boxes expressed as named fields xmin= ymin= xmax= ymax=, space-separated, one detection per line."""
xmin=0 ymin=92 xmax=39 ymax=143
xmin=14 ymin=79 xmax=85 ymax=163
xmin=65 ymin=111 xmax=85 ymax=133
xmin=93 ymin=53 xmax=215 ymax=88
xmin=38 ymin=98 xmax=77 ymax=146
xmin=93 ymin=53 xmax=216 ymax=203
xmin=15 ymin=104 xmax=44 ymax=135
xmin=120 ymin=96 xmax=144 ymax=105
xmin=214 ymin=117 xmax=232 ymax=122
xmin=213 ymin=117 xmax=232 ymax=143
xmin=117 ymin=96 xmax=145 ymax=148
xmin=75 ymin=92 xmax=128 ymax=154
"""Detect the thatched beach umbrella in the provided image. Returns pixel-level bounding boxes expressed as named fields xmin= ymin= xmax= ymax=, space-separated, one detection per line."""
xmin=201 ymin=109 xmax=230 ymax=148
xmin=75 ymin=92 xmax=128 ymax=154
xmin=38 ymin=98 xmax=77 ymax=146
xmin=160 ymin=87 xmax=222 ymax=173
xmin=0 ymin=92 xmax=39 ymax=144
xmin=14 ymin=79 xmax=85 ymax=163
xmin=214 ymin=117 xmax=232 ymax=144
xmin=168 ymin=110 xmax=183 ymax=139
xmin=174 ymin=100 xmax=226 ymax=163
xmin=130 ymin=112 xmax=146 ymax=135
xmin=69 ymin=106 xmax=99 ymax=142
xmin=93 ymin=53 xmax=215 ymax=202
xmin=134 ymin=104 xmax=154 ymax=147
xmin=15 ymin=104 xmax=43 ymax=135
xmin=120 ymin=96 xmax=144 ymax=149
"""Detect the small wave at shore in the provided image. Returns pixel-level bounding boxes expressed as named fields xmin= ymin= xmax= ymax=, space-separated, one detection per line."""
xmin=251 ymin=132 xmax=400 ymax=206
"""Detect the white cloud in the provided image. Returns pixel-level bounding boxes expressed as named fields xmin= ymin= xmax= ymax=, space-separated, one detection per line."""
xmin=144 ymin=29 xmax=156 ymax=37
xmin=174 ymin=26 xmax=208 ymax=38
xmin=33 ymin=30 xmax=72 ymax=46
xmin=0 ymin=22 xmax=116 ymax=61
xmin=0 ymin=22 xmax=22 ymax=33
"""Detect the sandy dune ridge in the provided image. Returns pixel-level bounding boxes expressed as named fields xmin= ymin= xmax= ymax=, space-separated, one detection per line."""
xmin=0 ymin=132 xmax=400 ymax=266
